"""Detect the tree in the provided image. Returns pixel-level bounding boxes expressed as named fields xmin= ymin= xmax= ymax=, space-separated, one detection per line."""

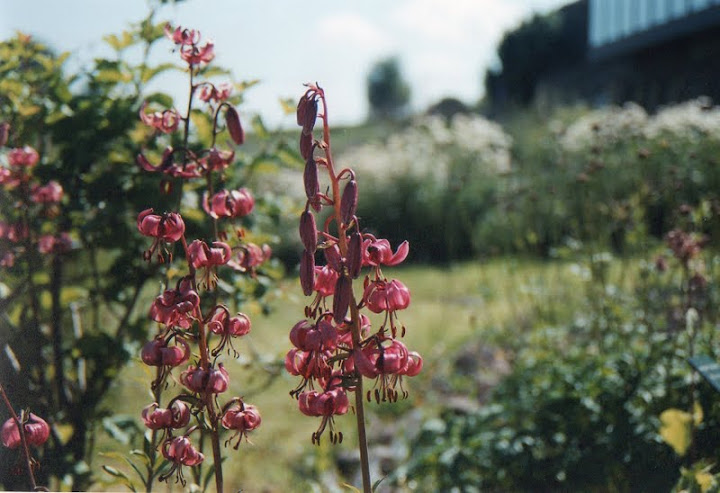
xmin=485 ymin=1 xmax=587 ymax=109
xmin=366 ymin=57 xmax=411 ymax=120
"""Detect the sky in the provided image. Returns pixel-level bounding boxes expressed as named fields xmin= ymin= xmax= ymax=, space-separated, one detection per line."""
xmin=0 ymin=0 xmax=571 ymax=128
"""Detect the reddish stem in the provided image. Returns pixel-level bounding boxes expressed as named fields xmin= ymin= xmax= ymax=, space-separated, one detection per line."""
xmin=317 ymin=89 xmax=372 ymax=493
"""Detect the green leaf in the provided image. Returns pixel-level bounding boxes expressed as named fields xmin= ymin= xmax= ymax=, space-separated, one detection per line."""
xmin=124 ymin=457 xmax=147 ymax=483
xmin=101 ymin=464 xmax=137 ymax=493
xmin=104 ymin=31 xmax=135 ymax=51
xmin=236 ymin=79 xmax=261 ymax=93
xmin=129 ymin=450 xmax=151 ymax=466
xmin=190 ymin=110 xmax=213 ymax=145
xmin=141 ymin=63 xmax=181 ymax=84
xmin=102 ymin=416 xmax=131 ymax=445
xmin=278 ymin=97 xmax=296 ymax=115
xmin=197 ymin=66 xmax=231 ymax=78
xmin=372 ymin=477 xmax=387 ymax=492
xmin=250 ymin=114 xmax=269 ymax=139
xmin=95 ymin=68 xmax=132 ymax=84
xmin=276 ymin=146 xmax=304 ymax=169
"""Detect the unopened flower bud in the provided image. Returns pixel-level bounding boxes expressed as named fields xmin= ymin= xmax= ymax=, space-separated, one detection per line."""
xmin=225 ymin=106 xmax=245 ymax=145
xmin=304 ymin=157 xmax=319 ymax=199
xmin=299 ymin=211 xmax=317 ymax=253
xmin=332 ymin=275 xmax=352 ymax=323
xmin=340 ymin=180 xmax=357 ymax=225
xmin=324 ymin=244 xmax=342 ymax=272
xmin=300 ymin=132 xmax=313 ymax=161
xmin=297 ymin=93 xmax=318 ymax=135
xmin=347 ymin=232 xmax=362 ymax=278
xmin=300 ymin=250 xmax=315 ymax=296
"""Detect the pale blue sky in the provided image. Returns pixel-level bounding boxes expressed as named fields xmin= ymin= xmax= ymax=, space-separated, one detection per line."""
xmin=0 ymin=0 xmax=571 ymax=127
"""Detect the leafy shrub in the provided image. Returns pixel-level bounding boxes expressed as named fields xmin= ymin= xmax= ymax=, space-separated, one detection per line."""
xmin=401 ymin=241 xmax=720 ymax=491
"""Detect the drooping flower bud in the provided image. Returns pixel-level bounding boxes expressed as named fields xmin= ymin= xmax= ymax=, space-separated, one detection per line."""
xmin=208 ymin=308 xmax=252 ymax=337
xmin=203 ymin=147 xmax=234 ymax=172
xmin=1 ymin=414 xmax=50 ymax=449
xmin=139 ymin=102 xmax=180 ymax=134
xmin=203 ymin=189 xmax=254 ymax=219
xmin=141 ymin=337 xmax=191 ymax=367
xmin=180 ymin=364 xmax=229 ymax=394
xmin=222 ymin=402 xmax=261 ymax=447
xmin=149 ymin=280 xmax=200 ymax=329
xmin=340 ymin=180 xmax=357 ymax=225
xmin=298 ymin=388 xmax=349 ymax=417
xmin=324 ymin=244 xmax=342 ymax=272
xmin=137 ymin=209 xmax=186 ymax=242
xmin=363 ymin=278 xmax=411 ymax=313
xmin=314 ymin=264 xmax=339 ymax=297
xmin=333 ymin=275 xmax=352 ymax=323
xmin=142 ymin=401 xmax=191 ymax=430
xmin=225 ymin=106 xmax=245 ymax=145
xmin=162 ymin=436 xmax=204 ymax=466
xmin=299 ymin=210 xmax=317 ymax=253
xmin=187 ymin=240 xmax=232 ymax=269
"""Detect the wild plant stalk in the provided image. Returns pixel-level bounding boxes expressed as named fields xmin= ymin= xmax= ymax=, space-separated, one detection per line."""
xmin=288 ymin=84 xmax=423 ymax=492
xmin=135 ymin=24 xmax=264 ymax=492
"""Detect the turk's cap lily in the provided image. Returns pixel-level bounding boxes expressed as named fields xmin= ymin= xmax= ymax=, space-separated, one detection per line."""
xmin=1 ymin=413 xmax=49 ymax=449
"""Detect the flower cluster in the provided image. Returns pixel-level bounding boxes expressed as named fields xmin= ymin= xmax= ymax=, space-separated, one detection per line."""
xmin=0 ymin=123 xmax=71 ymax=268
xmin=135 ymin=25 xmax=263 ymax=489
xmin=287 ymin=84 xmax=423 ymax=445
xmin=337 ymin=114 xmax=512 ymax=187
xmin=558 ymin=98 xmax=720 ymax=153
xmin=135 ymin=24 xmax=243 ymax=181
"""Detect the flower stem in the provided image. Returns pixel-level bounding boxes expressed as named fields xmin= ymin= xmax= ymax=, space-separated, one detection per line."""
xmin=210 ymin=427 xmax=224 ymax=493
xmin=319 ymin=86 xmax=372 ymax=493
xmin=353 ymin=375 xmax=372 ymax=493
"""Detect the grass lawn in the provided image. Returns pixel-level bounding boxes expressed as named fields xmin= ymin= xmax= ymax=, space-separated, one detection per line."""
xmin=95 ymin=255 xmax=633 ymax=492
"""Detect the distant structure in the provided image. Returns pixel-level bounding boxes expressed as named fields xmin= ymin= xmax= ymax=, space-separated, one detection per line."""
xmin=489 ymin=0 xmax=720 ymax=112
xmin=589 ymin=0 xmax=720 ymax=60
